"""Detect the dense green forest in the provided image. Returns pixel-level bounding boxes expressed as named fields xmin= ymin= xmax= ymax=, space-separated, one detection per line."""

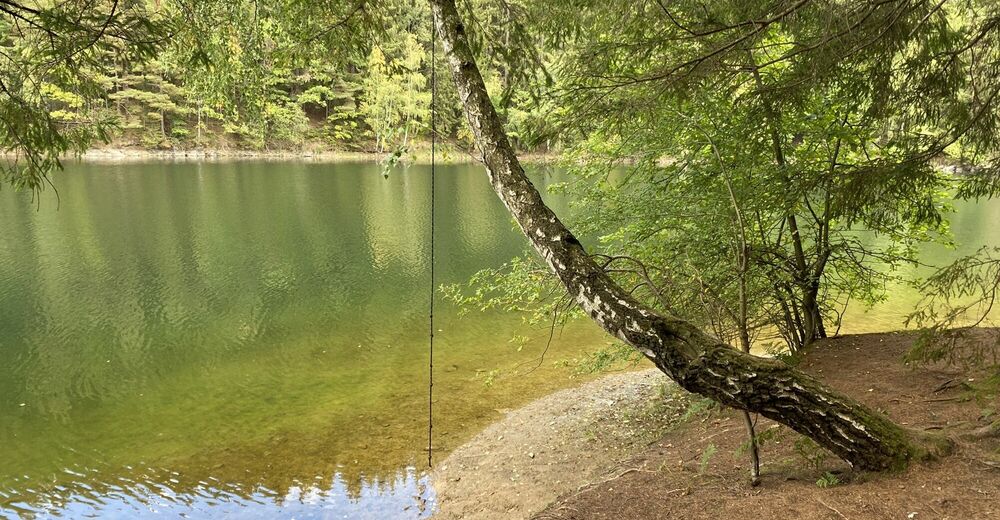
xmin=6 ymin=0 xmax=554 ymax=154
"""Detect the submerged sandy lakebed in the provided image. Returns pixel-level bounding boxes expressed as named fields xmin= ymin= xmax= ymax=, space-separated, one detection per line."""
xmin=431 ymin=368 xmax=677 ymax=519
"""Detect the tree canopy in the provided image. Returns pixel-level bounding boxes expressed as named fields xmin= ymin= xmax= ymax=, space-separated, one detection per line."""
xmin=450 ymin=0 xmax=1000 ymax=357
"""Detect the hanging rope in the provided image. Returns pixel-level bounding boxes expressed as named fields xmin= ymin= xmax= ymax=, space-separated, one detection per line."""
xmin=427 ymin=12 xmax=437 ymax=469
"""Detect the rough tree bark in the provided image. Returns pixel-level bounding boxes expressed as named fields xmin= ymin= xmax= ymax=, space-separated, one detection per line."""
xmin=428 ymin=0 xmax=949 ymax=471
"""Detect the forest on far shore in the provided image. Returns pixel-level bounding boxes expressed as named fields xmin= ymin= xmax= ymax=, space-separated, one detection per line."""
xmin=31 ymin=1 xmax=554 ymax=154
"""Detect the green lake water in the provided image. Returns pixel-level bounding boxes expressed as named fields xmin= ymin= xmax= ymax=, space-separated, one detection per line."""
xmin=0 ymin=161 xmax=609 ymax=519
xmin=0 ymin=160 xmax=998 ymax=519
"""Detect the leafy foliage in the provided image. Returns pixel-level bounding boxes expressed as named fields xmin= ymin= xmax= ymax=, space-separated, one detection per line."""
xmin=907 ymin=247 xmax=1000 ymax=369
xmin=0 ymin=0 xmax=168 ymax=191
xmin=360 ymin=30 xmax=431 ymax=156
xmin=698 ymin=442 xmax=717 ymax=475
xmin=449 ymin=0 xmax=996 ymax=356
xmin=794 ymin=436 xmax=831 ymax=470
xmin=815 ymin=471 xmax=841 ymax=488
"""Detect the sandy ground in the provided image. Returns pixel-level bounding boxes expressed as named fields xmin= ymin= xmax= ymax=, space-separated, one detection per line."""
xmin=430 ymin=369 xmax=681 ymax=519
xmin=536 ymin=331 xmax=1000 ymax=520
xmin=432 ymin=331 xmax=1000 ymax=520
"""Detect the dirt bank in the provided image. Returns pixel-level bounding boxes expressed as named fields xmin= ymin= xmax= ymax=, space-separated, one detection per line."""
xmin=435 ymin=331 xmax=1000 ymax=519
xmin=537 ymin=331 xmax=1000 ymax=519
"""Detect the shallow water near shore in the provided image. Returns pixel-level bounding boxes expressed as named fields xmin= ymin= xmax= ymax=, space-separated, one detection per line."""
xmin=1 ymin=161 xmax=998 ymax=518
xmin=0 ymin=161 xmax=608 ymax=518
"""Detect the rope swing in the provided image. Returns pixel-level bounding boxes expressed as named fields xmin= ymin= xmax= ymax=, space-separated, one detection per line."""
xmin=427 ymin=12 xmax=437 ymax=469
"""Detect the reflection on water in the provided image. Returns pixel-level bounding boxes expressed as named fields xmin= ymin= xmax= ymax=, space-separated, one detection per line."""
xmin=0 ymin=160 xmax=607 ymax=518
xmin=2 ymin=464 xmax=433 ymax=519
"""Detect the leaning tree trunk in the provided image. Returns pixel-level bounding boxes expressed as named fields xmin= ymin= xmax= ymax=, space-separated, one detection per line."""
xmin=427 ymin=0 xmax=948 ymax=471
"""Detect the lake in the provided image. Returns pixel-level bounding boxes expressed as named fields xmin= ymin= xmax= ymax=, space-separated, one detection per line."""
xmin=0 ymin=160 xmax=998 ymax=519
xmin=0 ymin=161 xmax=611 ymax=519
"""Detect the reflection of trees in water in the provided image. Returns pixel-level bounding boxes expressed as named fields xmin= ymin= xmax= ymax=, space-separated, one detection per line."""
xmin=1 ymin=460 xmax=434 ymax=518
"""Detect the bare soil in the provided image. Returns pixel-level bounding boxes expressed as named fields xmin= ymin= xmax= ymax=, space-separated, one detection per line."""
xmin=435 ymin=331 xmax=1000 ymax=519
xmin=431 ymin=369 xmax=684 ymax=519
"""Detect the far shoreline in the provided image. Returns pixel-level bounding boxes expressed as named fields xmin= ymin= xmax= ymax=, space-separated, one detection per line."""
xmin=67 ymin=147 xmax=562 ymax=165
